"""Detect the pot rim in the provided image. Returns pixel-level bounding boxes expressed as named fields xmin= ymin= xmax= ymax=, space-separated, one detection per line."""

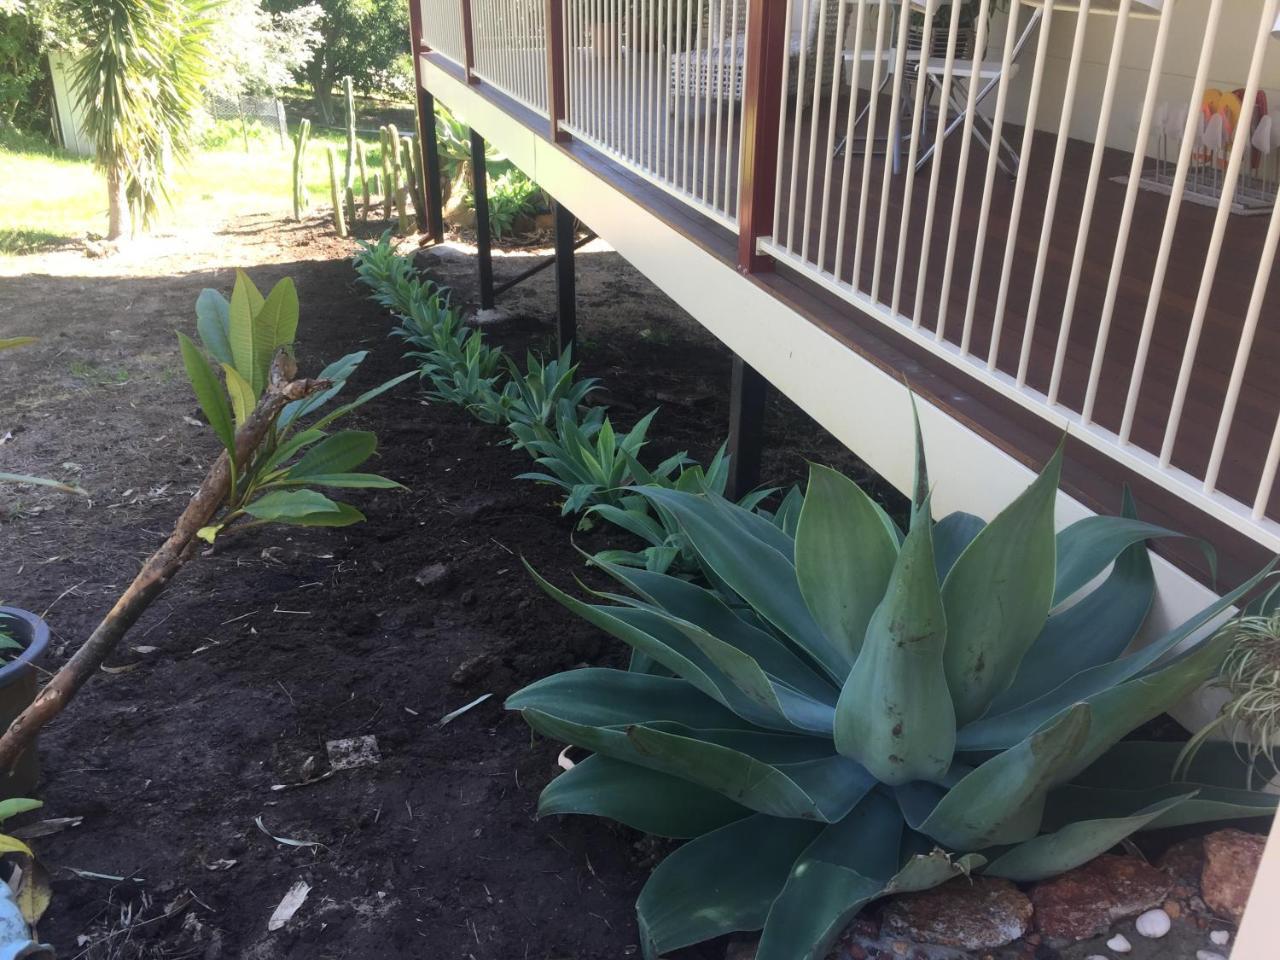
xmin=0 ymin=607 xmax=49 ymax=683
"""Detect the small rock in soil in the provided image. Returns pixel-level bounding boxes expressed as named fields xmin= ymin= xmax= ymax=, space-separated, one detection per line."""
xmin=880 ymin=877 xmax=1032 ymax=950
xmin=1030 ymin=855 xmax=1170 ymax=943
xmin=1134 ymin=908 xmax=1170 ymax=938
xmin=1106 ymin=933 xmax=1132 ymax=953
xmin=1202 ymin=828 xmax=1265 ymax=924
xmin=1209 ymin=929 xmax=1230 ymax=946
xmin=325 ymin=736 xmax=380 ymax=771
xmin=413 ymin=562 xmax=452 ymax=590
xmin=1158 ymin=837 xmax=1205 ymax=889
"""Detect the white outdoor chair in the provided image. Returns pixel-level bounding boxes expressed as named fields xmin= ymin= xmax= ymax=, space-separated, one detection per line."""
xmin=667 ymin=0 xmax=844 ymax=108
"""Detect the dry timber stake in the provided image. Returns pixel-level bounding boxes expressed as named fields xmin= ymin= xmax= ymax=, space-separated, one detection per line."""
xmin=0 ymin=353 xmax=330 ymax=773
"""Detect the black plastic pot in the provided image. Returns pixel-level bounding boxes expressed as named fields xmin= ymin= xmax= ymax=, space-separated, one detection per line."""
xmin=0 ymin=608 xmax=47 ymax=798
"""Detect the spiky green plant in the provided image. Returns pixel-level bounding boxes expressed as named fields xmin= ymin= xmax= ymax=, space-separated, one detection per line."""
xmin=507 ymin=416 xmax=1278 ymax=960
xmin=73 ymin=0 xmax=218 ymax=239
xmin=1180 ymin=607 xmax=1280 ymax=788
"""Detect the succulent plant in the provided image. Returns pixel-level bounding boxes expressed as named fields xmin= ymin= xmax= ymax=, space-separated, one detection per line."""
xmin=507 ymin=415 xmax=1278 ymax=960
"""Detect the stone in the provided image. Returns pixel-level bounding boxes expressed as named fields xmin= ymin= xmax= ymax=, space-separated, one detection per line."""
xmin=1135 ymin=909 xmax=1171 ymax=938
xmin=1106 ymin=934 xmax=1132 ymax=953
xmin=413 ymin=562 xmax=452 ymax=590
xmin=1030 ymin=855 xmax=1171 ymax=943
xmin=1209 ymin=930 xmax=1230 ymax=946
xmin=1196 ymin=952 xmax=1228 ymax=960
xmin=324 ymin=735 xmax=380 ymax=771
xmin=1202 ymin=828 xmax=1265 ymax=924
xmin=880 ymin=877 xmax=1032 ymax=950
xmin=1158 ymin=837 xmax=1204 ymax=889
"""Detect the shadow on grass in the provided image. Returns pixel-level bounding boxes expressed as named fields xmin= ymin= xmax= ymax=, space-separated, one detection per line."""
xmin=0 ymin=227 xmax=77 ymax=257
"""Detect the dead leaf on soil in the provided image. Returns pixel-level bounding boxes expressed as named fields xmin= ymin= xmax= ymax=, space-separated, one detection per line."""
xmin=204 ymin=859 xmax=238 ymax=871
xmin=438 ymin=693 xmax=492 ymax=727
xmin=267 ymin=881 xmax=310 ymax=931
xmin=12 ymin=816 xmax=83 ymax=840
xmin=17 ymin=860 xmax=51 ymax=926
xmin=253 ymin=816 xmax=325 ymax=850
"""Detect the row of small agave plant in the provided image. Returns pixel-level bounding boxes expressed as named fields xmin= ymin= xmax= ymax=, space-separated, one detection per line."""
xmin=353 ymin=237 xmax=1279 ymax=960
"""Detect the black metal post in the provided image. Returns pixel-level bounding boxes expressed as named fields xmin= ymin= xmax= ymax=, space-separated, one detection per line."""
xmin=469 ymin=128 xmax=494 ymax=309
xmin=416 ymin=89 xmax=445 ymax=243
xmin=553 ymin=200 xmax=577 ymax=355
xmin=726 ymin=356 xmax=767 ymax=501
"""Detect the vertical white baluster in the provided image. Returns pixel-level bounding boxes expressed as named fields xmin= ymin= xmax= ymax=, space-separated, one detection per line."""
xmin=958 ymin=3 xmax=1022 ymax=357
xmin=771 ymin=0 xmax=796 ymax=244
xmin=798 ymin=0 xmax=830 ymax=263
xmin=1047 ymin=0 xmax=1136 ymax=401
xmin=724 ymin=0 xmax=741 ymax=218
xmin=1119 ymin=0 xmax=1224 ymax=445
xmin=890 ymin=0 xmax=942 ymax=317
xmin=911 ymin=0 xmax=967 ymax=329
xmin=712 ymin=0 xmax=728 ymax=209
xmin=815 ymin=0 xmax=849 ymax=273
xmin=663 ymin=0 xmax=674 ymax=180
xmin=985 ymin=0 xmax=1056 ymax=367
xmin=646 ymin=0 xmax=655 ymax=171
xmin=870 ymin=0 xmax=911 ymax=301
xmin=682 ymin=0 xmax=695 ymax=188
xmin=628 ymin=0 xmax=636 ymax=159
xmin=1206 ymin=187 xmax=1280 ymax=495
xmin=852 ymin=1 xmax=889 ymax=291
xmin=784 ymin=0 xmax=814 ymax=251
xmin=833 ymin=0 xmax=870 ymax=284
xmin=695 ymin=0 xmax=710 ymax=201
xmin=1159 ymin=0 xmax=1278 ymax=468
xmin=1255 ymin=409 xmax=1280 ymax=520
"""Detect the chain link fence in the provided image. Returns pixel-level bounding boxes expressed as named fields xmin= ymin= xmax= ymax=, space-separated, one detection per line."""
xmin=206 ymin=94 xmax=290 ymax=149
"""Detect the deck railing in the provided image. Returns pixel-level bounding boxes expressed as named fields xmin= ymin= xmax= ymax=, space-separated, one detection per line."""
xmin=417 ymin=0 xmax=1280 ymax=550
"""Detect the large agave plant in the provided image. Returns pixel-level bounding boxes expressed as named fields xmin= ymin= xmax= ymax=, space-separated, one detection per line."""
xmin=507 ymin=420 xmax=1278 ymax=960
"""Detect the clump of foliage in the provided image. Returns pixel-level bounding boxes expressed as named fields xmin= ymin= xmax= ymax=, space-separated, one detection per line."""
xmin=1180 ymin=604 xmax=1280 ymax=788
xmin=181 ymin=269 xmax=412 ymax=541
xmin=480 ymin=169 xmax=542 ymax=240
xmin=505 ymin=420 xmax=1278 ymax=960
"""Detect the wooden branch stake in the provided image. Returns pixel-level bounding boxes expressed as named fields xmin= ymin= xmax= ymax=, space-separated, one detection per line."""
xmin=0 ymin=354 xmax=330 ymax=773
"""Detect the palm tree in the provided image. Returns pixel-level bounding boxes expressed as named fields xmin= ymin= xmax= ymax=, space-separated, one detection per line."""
xmin=72 ymin=0 xmax=218 ymax=240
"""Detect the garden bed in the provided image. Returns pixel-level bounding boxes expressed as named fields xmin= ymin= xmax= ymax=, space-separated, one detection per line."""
xmin=0 ymin=215 xmax=896 ymax=958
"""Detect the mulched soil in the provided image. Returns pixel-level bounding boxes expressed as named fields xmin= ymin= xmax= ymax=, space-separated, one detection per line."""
xmin=0 ymin=214 xmax=900 ymax=959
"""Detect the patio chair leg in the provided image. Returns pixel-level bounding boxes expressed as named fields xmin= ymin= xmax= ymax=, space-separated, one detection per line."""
xmin=469 ymin=128 xmax=495 ymax=310
xmin=553 ymin=200 xmax=577 ymax=356
xmin=726 ymin=356 xmax=767 ymax=502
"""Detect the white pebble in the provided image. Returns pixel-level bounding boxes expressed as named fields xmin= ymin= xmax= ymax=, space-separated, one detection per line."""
xmin=1107 ymin=933 xmax=1133 ymax=953
xmin=1210 ymin=930 xmax=1230 ymax=946
xmin=1197 ymin=951 xmax=1228 ymax=960
xmin=1134 ymin=908 xmax=1171 ymax=938
xmin=1086 ymin=956 xmax=1109 ymax=960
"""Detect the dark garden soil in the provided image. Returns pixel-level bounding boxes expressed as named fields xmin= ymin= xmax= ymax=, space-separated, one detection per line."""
xmin=0 ymin=213 xmax=901 ymax=959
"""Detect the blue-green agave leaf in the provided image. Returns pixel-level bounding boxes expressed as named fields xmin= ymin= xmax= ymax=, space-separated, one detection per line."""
xmin=637 ymin=815 xmax=823 ymax=960
xmin=1043 ymin=783 xmax=1275 ymax=832
xmin=795 ymin=464 xmax=899 ymax=664
xmin=932 ymin=512 xmax=984 ymax=582
xmin=538 ymin=754 xmax=751 ymax=838
xmin=942 ymin=444 xmax=1063 ymax=724
xmin=1054 ymin=514 xmax=1208 ymax=606
xmin=834 ymin=499 xmax=954 ymax=785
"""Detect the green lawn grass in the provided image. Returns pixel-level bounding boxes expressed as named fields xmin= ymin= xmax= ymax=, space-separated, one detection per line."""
xmin=0 ymin=121 xmax=394 ymax=257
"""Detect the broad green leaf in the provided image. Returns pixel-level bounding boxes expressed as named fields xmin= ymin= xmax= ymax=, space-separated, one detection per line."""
xmin=506 ymin=668 xmax=755 ymax=730
xmin=984 ymin=793 xmax=1190 ymax=882
xmin=634 ymin=487 xmax=846 ymax=682
xmin=538 ymin=755 xmax=750 ymax=838
xmin=1043 ymin=783 xmax=1275 ymax=832
xmin=931 ymin=512 xmax=984 ymax=582
xmin=309 ymin=370 xmax=418 ymax=431
xmin=916 ymin=703 xmax=1091 ymax=849
xmin=795 ymin=464 xmax=898 ymax=663
xmin=521 ymin=708 xmax=873 ymax=822
xmin=637 ymin=815 xmax=823 ymax=960
xmin=834 ymin=500 xmax=953 ymax=785
xmin=281 ymin=502 xmax=366 ymax=527
xmin=221 ymin=363 xmax=256 ymax=427
xmin=243 ymin=489 xmax=342 ymax=522
xmin=595 ymin=564 xmax=836 ymax=703
xmin=0 ymin=834 xmax=31 ymax=858
xmin=942 ymin=444 xmax=1062 ymax=725
xmin=757 ymin=792 xmax=902 ymax=960
xmin=195 ymin=289 xmax=233 ymax=365
xmin=260 ymin=429 xmax=328 ymax=474
xmin=0 ymin=799 xmax=41 ymax=822
xmin=988 ymin=523 xmax=1153 ymax=714
xmin=956 ymin=561 xmax=1274 ymax=752
xmin=228 ymin=269 xmax=263 ymax=393
xmin=1053 ymin=513 xmax=1205 ymax=605
xmin=289 ymin=431 xmax=377 ymax=478
xmin=251 ymin=278 xmax=299 ymax=389
xmin=278 ymin=350 xmax=369 ymax=428
xmin=178 ymin=333 xmax=235 ymax=456
xmin=277 ymin=473 xmax=404 ymax=490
